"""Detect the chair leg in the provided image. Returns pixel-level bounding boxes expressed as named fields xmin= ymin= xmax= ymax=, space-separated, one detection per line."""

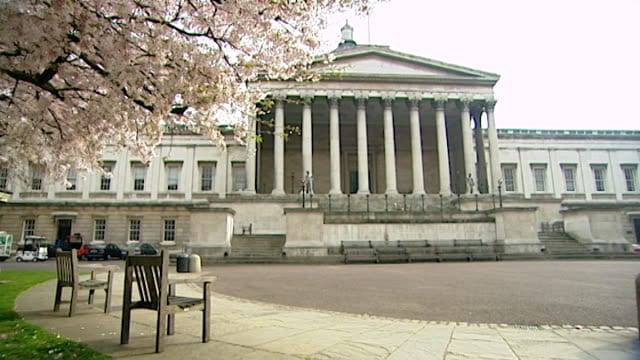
xmin=120 ymin=308 xmax=131 ymax=345
xmin=88 ymin=289 xmax=95 ymax=305
xmin=167 ymin=284 xmax=175 ymax=335
xmin=156 ymin=307 xmax=167 ymax=353
xmin=103 ymin=271 xmax=113 ymax=314
xmin=202 ymin=281 xmax=211 ymax=343
xmin=69 ymin=285 xmax=78 ymax=317
xmin=53 ymin=283 xmax=63 ymax=312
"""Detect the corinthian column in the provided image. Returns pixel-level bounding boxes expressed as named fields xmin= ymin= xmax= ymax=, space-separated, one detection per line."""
xmin=383 ymin=97 xmax=398 ymax=194
xmin=356 ymin=96 xmax=370 ymax=194
xmin=459 ymin=99 xmax=476 ymax=194
xmin=409 ymin=98 xmax=425 ymax=194
xmin=486 ymin=100 xmax=501 ymax=193
xmin=329 ymin=96 xmax=342 ymax=194
xmin=435 ymin=99 xmax=451 ymax=195
xmin=271 ymin=98 xmax=285 ymax=195
xmin=244 ymin=117 xmax=257 ymax=194
xmin=302 ymin=97 xmax=313 ymax=192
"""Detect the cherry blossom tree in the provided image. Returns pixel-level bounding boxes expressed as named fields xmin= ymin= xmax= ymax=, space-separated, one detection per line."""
xmin=0 ymin=0 xmax=378 ymax=183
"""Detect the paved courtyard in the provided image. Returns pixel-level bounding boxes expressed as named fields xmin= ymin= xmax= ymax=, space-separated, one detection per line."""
xmin=209 ymin=260 xmax=640 ymax=327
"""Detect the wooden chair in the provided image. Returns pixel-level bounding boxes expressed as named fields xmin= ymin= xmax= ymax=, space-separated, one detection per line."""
xmin=120 ymin=250 xmax=211 ymax=353
xmin=54 ymin=249 xmax=113 ymax=317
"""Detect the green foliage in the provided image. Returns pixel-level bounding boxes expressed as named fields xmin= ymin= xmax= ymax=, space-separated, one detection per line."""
xmin=0 ymin=270 xmax=111 ymax=360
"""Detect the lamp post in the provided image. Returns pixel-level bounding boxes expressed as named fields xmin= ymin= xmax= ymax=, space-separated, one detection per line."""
xmin=498 ymin=179 xmax=503 ymax=208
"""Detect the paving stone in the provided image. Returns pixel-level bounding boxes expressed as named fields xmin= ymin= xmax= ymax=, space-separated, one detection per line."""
xmin=257 ymin=329 xmax=352 ymax=355
xmin=217 ymin=326 xmax=305 ymax=347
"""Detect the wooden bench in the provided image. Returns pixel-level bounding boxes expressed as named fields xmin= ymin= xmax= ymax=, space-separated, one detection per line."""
xmin=455 ymin=239 xmax=499 ymax=261
xmin=373 ymin=242 xmax=409 ymax=263
xmin=435 ymin=240 xmax=472 ymax=262
xmin=341 ymin=241 xmax=377 ymax=264
xmin=398 ymin=240 xmax=440 ymax=262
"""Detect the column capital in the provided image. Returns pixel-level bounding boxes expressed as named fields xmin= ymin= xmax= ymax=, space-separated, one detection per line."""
xmin=356 ymin=96 xmax=367 ymax=108
xmin=328 ymin=96 xmax=340 ymax=107
xmin=272 ymin=92 xmax=287 ymax=101
xmin=300 ymin=95 xmax=313 ymax=104
xmin=433 ymin=97 xmax=447 ymax=111
xmin=382 ymin=96 xmax=394 ymax=108
xmin=458 ymin=96 xmax=472 ymax=109
xmin=408 ymin=97 xmax=421 ymax=109
xmin=484 ymin=98 xmax=497 ymax=112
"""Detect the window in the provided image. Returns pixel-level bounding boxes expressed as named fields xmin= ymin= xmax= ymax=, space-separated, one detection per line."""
xmin=131 ymin=164 xmax=146 ymax=191
xmin=0 ymin=167 xmax=8 ymax=190
xmin=93 ymin=219 xmax=106 ymax=241
xmin=30 ymin=165 xmax=44 ymax=191
xmin=163 ymin=219 xmax=176 ymax=242
xmin=165 ymin=164 xmax=181 ymax=191
xmin=622 ymin=165 xmax=637 ymax=192
xmin=232 ymin=162 xmax=246 ymax=192
xmin=531 ymin=165 xmax=547 ymax=192
xmin=561 ymin=165 xmax=577 ymax=192
xmin=100 ymin=163 xmax=114 ymax=191
xmin=501 ymin=165 xmax=516 ymax=192
xmin=66 ymin=169 xmax=77 ymax=190
xmin=22 ymin=219 xmax=35 ymax=240
xmin=128 ymin=219 xmax=141 ymax=241
xmin=592 ymin=165 xmax=606 ymax=192
xmin=199 ymin=162 xmax=216 ymax=192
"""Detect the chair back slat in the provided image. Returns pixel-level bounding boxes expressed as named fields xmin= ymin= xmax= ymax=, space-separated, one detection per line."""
xmin=124 ymin=252 xmax=165 ymax=308
xmin=56 ymin=249 xmax=78 ymax=285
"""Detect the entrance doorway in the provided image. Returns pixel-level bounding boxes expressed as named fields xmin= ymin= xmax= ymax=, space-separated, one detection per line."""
xmin=56 ymin=219 xmax=72 ymax=243
xmin=634 ymin=218 xmax=640 ymax=243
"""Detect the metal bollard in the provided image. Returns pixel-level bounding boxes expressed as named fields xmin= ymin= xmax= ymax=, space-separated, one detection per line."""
xmin=188 ymin=254 xmax=201 ymax=273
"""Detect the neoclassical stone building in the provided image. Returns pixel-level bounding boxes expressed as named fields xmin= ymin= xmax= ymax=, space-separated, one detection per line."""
xmin=1 ymin=25 xmax=639 ymax=258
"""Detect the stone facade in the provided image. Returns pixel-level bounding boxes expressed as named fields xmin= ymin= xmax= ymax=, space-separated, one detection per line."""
xmin=1 ymin=29 xmax=639 ymax=256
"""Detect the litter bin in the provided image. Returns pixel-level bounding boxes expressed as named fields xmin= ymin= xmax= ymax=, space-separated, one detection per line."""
xmin=176 ymin=254 xmax=190 ymax=273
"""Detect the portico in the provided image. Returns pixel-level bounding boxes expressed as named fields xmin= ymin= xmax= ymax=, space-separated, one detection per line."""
xmin=255 ymin=93 xmax=500 ymax=197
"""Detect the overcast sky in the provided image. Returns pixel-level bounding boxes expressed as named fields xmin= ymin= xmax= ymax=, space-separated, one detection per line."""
xmin=321 ymin=0 xmax=638 ymax=130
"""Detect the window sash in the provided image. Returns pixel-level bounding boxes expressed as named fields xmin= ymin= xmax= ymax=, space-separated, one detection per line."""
xmin=128 ymin=219 xmax=141 ymax=241
xmin=0 ymin=168 xmax=8 ymax=190
xmin=22 ymin=219 xmax=35 ymax=240
xmin=31 ymin=166 xmax=43 ymax=191
xmin=66 ymin=169 xmax=77 ymax=190
xmin=593 ymin=167 xmax=606 ymax=192
xmin=200 ymin=165 xmax=215 ymax=191
xmin=163 ymin=220 xmax=176 ymax=241
xmin=166 ymin=166 xmax=180 ymax=191
xmin=132 ymin=166 xmax=146 ymax=191
xmin=533 ymin=167 xmax=546 ymax=192
xmin=562 ymin=167 xmax=576 ymax=192
xmin=623 ymin=167 xmax=637 ymax=192
xmin=232 ymin=163 xmax=246 ymax=192
xmin=94 ymin=219 xmax=106 ymax=241
xmin=100 ymin=164 xmax=113 ymax=191
xmin=502 ymin=166 xmax=516 ymax=192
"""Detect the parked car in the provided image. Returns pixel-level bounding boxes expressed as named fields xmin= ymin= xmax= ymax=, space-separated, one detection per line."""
xmin=126 ymin=242 xmax=158 ymax=256
xmin=85 ymin=243 xmax=127 ymax=261
xmin=632 ymin=244 xmax=640 ymax=253
xmin=76 ymin=243 xmax=90 ymax=260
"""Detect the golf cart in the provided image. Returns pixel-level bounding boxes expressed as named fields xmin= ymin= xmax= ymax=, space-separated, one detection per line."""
xmin=0 ymin=231 xmax=12 ymax=261
xmin=15 ymin=235 xmax=49 ymax=262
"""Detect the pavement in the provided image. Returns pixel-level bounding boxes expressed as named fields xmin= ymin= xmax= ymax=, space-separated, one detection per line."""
xmin=16 ymin=271 xmax=640 ymax=360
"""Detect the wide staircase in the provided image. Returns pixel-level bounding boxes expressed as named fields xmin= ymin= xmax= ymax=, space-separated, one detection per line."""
xmin=538 ymin=232 xmax=591 ymax=257
xmin=229 ymin=234 xmax=286 ymax=262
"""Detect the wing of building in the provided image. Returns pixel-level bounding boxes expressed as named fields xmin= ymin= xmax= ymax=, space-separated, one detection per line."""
xmin=1 ymin=24 xmax=639 ymax=260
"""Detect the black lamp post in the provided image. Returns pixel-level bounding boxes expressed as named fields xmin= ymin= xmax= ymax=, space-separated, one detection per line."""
xmin=498 ymin=179 xmax=503 ymax=208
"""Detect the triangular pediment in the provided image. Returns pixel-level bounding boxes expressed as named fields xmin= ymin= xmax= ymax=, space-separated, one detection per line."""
xmin=314 ymin=45 xmax=499 ymax=83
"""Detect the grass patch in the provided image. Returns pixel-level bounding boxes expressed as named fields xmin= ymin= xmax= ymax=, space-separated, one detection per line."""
xmin=0 ymin=270 xmax=111 ymax=360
